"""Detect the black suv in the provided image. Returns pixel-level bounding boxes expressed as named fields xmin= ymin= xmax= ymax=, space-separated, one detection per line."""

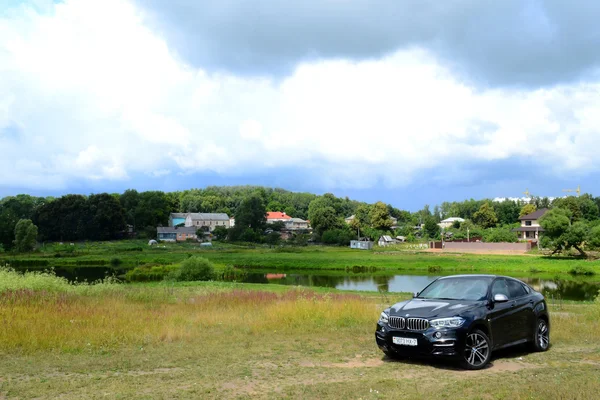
xmin=375 ymin=275 xmax=550 ymax=369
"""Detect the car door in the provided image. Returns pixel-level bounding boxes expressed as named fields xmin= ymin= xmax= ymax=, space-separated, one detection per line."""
xmin=506 ymin=279 xmax=535 ymax=341
xmin=488 ymin=278 xmax=519 ymax=348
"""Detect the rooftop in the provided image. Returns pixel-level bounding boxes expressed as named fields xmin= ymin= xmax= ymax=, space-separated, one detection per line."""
xmin=267 ymin=211 xmax=291 ymax=219
xmin=518 ymin=208 xmax=549 ymax=221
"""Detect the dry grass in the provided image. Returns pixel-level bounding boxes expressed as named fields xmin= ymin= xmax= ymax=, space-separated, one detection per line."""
xmin=1 ymin=269 xmax=599 ymax=399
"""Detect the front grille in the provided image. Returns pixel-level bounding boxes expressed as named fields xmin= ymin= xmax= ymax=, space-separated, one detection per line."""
xmin=388 ymin=316 xmax=405 ymax=329
xmin=406 ymin=318 xmax=429 ymax=331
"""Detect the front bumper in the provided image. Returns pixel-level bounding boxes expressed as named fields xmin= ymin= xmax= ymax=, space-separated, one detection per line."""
xmin=375 ymin=321 xmax=467 ymax=358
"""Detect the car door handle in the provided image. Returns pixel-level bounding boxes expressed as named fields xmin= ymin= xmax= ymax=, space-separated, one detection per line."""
xmin=511 ymin=302 xmax=517 ymax=308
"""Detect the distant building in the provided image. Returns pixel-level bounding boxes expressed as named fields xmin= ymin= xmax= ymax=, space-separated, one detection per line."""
xmin=266 ymin=211 xmax=292 ymax=223
xmin=157 ymin=226 xmax=198 ymax=242
xmin=168 ymin=213 xmax=230 ymax=232
xmin=512 ymin=208 xmax=549 ymax=241
xmin=438 ymin=217 xmax=465 ymax=229
xmin=378 ymin=235 xmax=397 ymax=247
xmin=350 ymin=239 xmax=373 ymax=250
xmin=284 ymin=217 xmax=310 ymax=231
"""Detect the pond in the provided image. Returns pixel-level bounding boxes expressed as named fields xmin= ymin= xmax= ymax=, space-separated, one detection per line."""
xmin=20 ymin=265 xmax=600 ymax=302
xmin=237 ymin=272 xmax=600 ymax=302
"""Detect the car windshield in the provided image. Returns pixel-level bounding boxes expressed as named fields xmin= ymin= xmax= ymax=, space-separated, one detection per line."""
xmin=417 ymin=277 xmax=491 ymax=301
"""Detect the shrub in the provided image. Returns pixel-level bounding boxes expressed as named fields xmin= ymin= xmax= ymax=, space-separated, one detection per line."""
xmin=125 ymin=264 xmax=179 ymax=282
xmin=110 ymin=257 xmax=122 ymax=267
xmin=168 ymin=256 xmax=215 ymax=282
xmin=428 ymin=265 xmax=442 ymax=273
xmin=569 ymin=265 xmax=596 ymax=276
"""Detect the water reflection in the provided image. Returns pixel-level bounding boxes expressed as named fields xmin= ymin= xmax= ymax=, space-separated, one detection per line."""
xmin=244 ymin=273 xmax=600 ymax=301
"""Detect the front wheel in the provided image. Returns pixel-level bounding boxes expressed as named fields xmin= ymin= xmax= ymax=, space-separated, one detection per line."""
xmin=530 ymin=318 xmax=550 ymax=352
xmin=461 ymin=330 xmax=491 ymax=370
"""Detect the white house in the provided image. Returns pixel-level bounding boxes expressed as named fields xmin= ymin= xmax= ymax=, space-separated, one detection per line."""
xmin=169 ymin=212 xmax=230 ymax=232
xmin=512 ymin=208 xmax=548 ymax=241
xmin=378 ymin=235 xmax=397 ymax=247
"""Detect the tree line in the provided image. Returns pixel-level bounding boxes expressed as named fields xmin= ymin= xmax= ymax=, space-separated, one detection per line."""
xmin=1 ymin=186 xmax=600 ymax=253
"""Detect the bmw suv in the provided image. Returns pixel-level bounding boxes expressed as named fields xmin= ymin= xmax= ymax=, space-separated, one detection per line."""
xmin=375 ymin=275 xmax=550 ymax=369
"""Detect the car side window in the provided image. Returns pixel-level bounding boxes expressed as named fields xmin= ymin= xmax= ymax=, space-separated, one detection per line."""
xmin=507 ymin=280 xmax=527 ymax=298
xmin=491 ymin=279 xmax=509 ymax=297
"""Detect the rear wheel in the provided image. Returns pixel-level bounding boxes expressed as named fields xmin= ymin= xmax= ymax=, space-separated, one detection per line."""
xmin=461 ymin=330 xmax=491 ymax=370
xmin=530 ymin=318 xmax=550 ymax=352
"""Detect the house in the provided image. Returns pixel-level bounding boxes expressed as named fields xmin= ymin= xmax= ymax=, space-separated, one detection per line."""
xmin=266 ymin=211 xmax=292 ymax=223
xmin=438 ymin=217 xmax=465 ymax=229
xmin=168 ymin=213 xmax=230 ymax=232
xmin=512 ymin=208 xmax=549 ymax=241
xmin=157 ymin=226 xmax=198 ymax=242
xmin=229 ymin=216 xmax=235 ymax=228
xmin=350 ymin=239 xmax=373 ymax=250
xmin=284 ymin=218 xmax=310 ymax=231
xmin=378 ymin=235 xmax=397 ymax=247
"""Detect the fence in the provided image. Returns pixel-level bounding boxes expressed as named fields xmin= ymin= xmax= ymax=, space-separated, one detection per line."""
xmin=429 ymin=242 xmax=531 ymax=252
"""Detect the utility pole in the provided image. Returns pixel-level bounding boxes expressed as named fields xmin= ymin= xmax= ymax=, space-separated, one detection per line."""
xmin=467 ymin=227 xmax=470 ymax=243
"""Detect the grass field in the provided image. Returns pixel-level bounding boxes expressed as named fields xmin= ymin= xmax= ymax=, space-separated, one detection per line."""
xmin=1 ymin=269 xmax=599 ymax=399
xmin=3 ymin=240 xmax=600 ymax=277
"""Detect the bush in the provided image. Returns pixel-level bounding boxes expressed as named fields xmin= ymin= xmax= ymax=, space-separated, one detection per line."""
xmin=321 ymin=228 xmax=354 ymax=245
xmin=110 ymin=257 xmax=122 ymax=267
xmin=125 ymin=264 xmax=179 ymax=282
xmin=569 ymin=265 xmax=596 ymax=276
xmin=168 ymin=256 xmax=215 ymax=281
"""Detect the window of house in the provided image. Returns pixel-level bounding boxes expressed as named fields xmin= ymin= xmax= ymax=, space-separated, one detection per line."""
xmin=525 ymin=220 xmax=532 ymax=226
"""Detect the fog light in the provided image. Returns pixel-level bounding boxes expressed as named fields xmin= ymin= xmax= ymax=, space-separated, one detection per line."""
xmin=434 ymin=332 xmax=442 ymax=339
xmin=381 ymin=326 xmax=386 ymax=333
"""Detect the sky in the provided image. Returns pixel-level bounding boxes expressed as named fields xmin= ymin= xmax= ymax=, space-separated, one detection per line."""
xmin=1 ymin=0 xmax=600 ymax=210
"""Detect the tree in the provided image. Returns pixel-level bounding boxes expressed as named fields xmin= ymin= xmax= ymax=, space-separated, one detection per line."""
xmin=369 ymin=201 xmax=393 ymax=230
xmin=83 ymin=193 xmax=126 ymax=240
xmin=473 ymin=202 xmax=498 ymax=228
xmin=588 ymin=225 xmax=600 ymax=249
xmin=212 ymin=226 xmax=228 ymax=240
xmin=235 ymin=193 xmax=267 ymax=231
xmin=519 ymin=204 xmax=537 ymax=218
xmin=309 ymin=206 xmax=342 ymax=237
xmin=423 ymin=217 xmax=440 ymax=239
xmin=13 ymin=219 xmax=38 ymax=252
xmin=350 ymin=204 xmax=370 ymax=231
xmin=552 ymin=196 xmax=582 ymax=222
xmin=539 ymin=208 xmax=587 ymax=256
xmin=265 ymin=231 xmax=281 ymax=246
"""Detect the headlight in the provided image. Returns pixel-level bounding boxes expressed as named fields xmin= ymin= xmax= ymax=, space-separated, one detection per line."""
xmin=430 ymin=317 xmax=465 ymax=329
xmin=378 ymin=311 xmax=389 ymax=324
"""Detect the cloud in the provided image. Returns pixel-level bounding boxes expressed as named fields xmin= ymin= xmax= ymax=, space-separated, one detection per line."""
xmin=1 ymin=0 xmax=600 ymax=194
xmin=134 ymin=0 xmax=600 ymax=87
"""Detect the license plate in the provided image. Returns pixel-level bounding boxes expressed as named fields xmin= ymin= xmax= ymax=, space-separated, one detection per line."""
xmin=393 ymin=337 xmax=417 ymax=346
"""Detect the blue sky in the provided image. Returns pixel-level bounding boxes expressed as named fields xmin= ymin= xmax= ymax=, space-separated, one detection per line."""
xmin=1 ymin=0 xmax=600 ymax=211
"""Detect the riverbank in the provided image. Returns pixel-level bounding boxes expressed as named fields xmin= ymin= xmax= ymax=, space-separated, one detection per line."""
xmin=4 ymin=240 xmax=600 ymax=276
xmin=1 ymin=276 xmax=599 ymax=399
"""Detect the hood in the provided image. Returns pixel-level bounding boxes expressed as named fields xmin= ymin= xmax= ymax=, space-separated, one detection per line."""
xmin=388 ymin=298 xmax=481 ymax=319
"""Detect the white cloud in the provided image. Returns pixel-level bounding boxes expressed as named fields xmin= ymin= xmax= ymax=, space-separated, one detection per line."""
xmin=1 ymin=0 xmax=600 ymax=191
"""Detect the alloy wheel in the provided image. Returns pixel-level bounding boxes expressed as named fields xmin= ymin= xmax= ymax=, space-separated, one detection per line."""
xmin=464 ymin=332 xmax=490 ymax=368
xmin=538 ymin=320 xmax=549 ymax=350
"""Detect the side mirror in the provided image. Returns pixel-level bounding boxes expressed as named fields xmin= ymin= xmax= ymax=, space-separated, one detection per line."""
xmin=413 ymin=292 xmax=419 ymax=298
xmin=493 ymin=294 xmax=509 ymax=303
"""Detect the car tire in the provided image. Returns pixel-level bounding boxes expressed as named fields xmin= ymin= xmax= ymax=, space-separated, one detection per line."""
xmin=530 ymin=318 xmax=550 ymax=352
xmin=461 ymin=329 xmax=492 ymax=370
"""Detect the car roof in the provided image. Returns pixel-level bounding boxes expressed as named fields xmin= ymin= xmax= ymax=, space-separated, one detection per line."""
xmin=437 ymin=274 xmax=497 ymax=279
xmin=437 ymin=274 xmax=526 ymax=282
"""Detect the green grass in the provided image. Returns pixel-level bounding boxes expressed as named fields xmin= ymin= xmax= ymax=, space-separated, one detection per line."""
xmin=4 ymin=240 xmax=600 ymax=278
xmin=0 ymin=271 xmax=599 ymax=399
